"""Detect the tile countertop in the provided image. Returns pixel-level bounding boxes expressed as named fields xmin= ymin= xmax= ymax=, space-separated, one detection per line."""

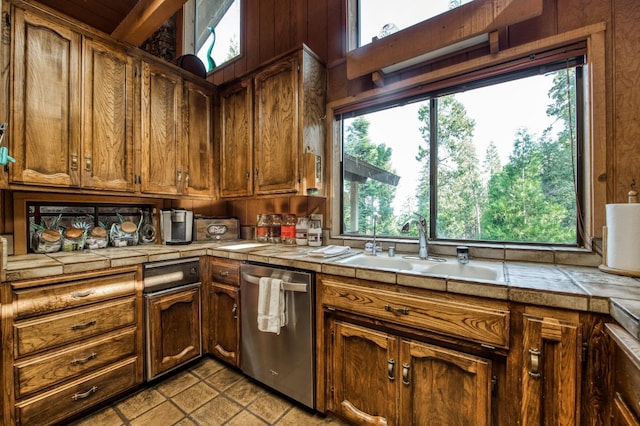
xmin=4 ymin=241 xmax=640 ymax=341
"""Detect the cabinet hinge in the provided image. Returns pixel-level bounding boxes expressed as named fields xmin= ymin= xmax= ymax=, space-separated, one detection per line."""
xmin=3 ymin=12 xmax=10 ymax=31
xmin=491 ymin=376 xmax=497 ymax=394
xmin=331 ymin=329 xmax=334 ymax=344
xmin=582 ymin=342 xmax=588 ymax=367
xmin=330 ymin=386 xmax=335 ymax=398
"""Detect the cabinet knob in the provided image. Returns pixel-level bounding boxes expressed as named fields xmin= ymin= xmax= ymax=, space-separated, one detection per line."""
xmin=528 ymin=347 xmax=541 ymax=379
xmin=177 ymin=169 xmax=182 ymax=182
xmin=387 ymin=358 xmax=395 ymax=381
xmin=402 ymin=362 xmax=410 ymax=386
xmin=84 ymin=156 xmax=92 ymax=172
xmin=232 ymin=303 xmax=238 ymax=319
xmin=71 ymin=154 xmax=78 ymax=171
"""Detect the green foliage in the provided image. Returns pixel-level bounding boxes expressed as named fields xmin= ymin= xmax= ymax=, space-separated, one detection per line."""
xmin=343 ymin=117 xmax=397 ymax=235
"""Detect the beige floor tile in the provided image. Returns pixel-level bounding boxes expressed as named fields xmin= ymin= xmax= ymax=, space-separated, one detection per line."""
xmin=156 ymin=371 xmax=201 ymax=397
xmin=129 ymin=401 xmax=185 ymax=426
xmin=224 ymin=377 xmax=268 ymax=406
xmin=204 ymin=367 xmax=244 ymax=391
xmin=226 ymin=410 xmax=269 ymax=426
xmin=71 ymin=407 xmax=124 ymax=426
xmin=247 ymin=392 xmax=293 ymax=424
xmin=190 ymin=395 xmax=243 ymax=425
xmin=189 ymin=357 xmax=226 ymax=379
xmin=116 ymin=388 xmax=167 ymax=420
xmin=275 ymin=406 xmax=329 ymax=425
xmin=173 ymin=418 xmax=198 ymax=426
xmin=171 ymin=381 xmax=219 ymax=413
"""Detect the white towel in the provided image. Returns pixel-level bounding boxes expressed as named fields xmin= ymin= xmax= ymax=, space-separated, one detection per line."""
xmin=308 ymin=245 xmax=351 ymax=258
xmin=257 ymin=277 xmax=286 ymax=334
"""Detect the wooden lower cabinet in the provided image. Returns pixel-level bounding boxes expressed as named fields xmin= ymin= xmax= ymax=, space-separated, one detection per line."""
xmin=209 ymin=283 xmax=240 ymax=366
xmin=607 ymin=323 xmax=640 ymax=426
xmin=3 ymin=267 xmax=143 ymax=426
xmin=328 ymin=319 xmax=492 ymax=426
xmin=145 ymin=284 xmax=202 ymax=380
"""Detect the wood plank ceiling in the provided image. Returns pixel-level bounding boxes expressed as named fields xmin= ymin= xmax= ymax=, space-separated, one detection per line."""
xmin=35 ymin=0 xmax=186 ymax=46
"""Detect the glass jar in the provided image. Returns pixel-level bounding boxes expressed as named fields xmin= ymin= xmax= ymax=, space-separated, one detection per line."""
xmin=110 ymin=221 xmax=139 ymax=247
xmin=295 ymin=216 xmax=309 ymax=246
xmin=32 ymin=228 xmax=62 ymax=253
xmin=256 ymin=214 xmax=269 ymax=242
xmin=86 ymin=226 xmax=109 ymax=249
xmin=62 ymin=227 xmax=86 ymax=252
xmin=281 ymin=214 xmax=297 ymax=245
xmin=308 ymin=219 xmax=322 ymax=247
xmin=268 ymin=214 xmax=282 ymax=244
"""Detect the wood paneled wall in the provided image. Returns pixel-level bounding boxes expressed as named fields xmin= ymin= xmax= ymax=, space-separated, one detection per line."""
xmin=208 ymin=0 xmax=640 ymax=231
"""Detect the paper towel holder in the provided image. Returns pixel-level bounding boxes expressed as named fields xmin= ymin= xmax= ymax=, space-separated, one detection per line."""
xmin=599 ymin=185 xmax=640 ymax=277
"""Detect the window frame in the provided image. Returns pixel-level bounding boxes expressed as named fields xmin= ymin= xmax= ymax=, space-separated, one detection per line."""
xmin=330 ymin=25 xmax=608 ymax=251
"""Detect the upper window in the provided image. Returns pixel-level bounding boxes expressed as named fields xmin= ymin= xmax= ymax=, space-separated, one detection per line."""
xmin=355 ymin=0 xmax=474 ymax=48
xmin=340 ymin=56 xmax=584 ymax=245
xmin=186 ymin=0 xmax=241 ymax=70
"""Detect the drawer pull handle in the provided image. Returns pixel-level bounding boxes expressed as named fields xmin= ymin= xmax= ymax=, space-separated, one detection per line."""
xmin=72 ymin=386 xmax=98 ymax=401
xmin=71 ymin=320 xmax=97 ymax=331
xmin=70 ymin=290 xmax=95 ymax=298
xmin=232 ymin=303 xmax=238 ymax=319
xmin=385 ymin=304 xmax=409 ymax=315
xmin=71 ymin=352 xmax=98 ymax=366
xmin=402 ymin=362 xmax=410 ymax=386
xmin=528 ymin=347 xmax=541 ymax=379
xmin=219 ymin=271 xmax=229 ymax=277
xmin=387 ymin=359 xmax=395 ymax=381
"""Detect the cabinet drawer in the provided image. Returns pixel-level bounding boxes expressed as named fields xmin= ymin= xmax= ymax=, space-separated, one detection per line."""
xmin=210 ymin=258 xmax=240 ymax=286
xmin=321 ymin=279 xmax=510 ymax=348
xmin=15 ymin=327 xmax=137 ymax=397
xmin=15 ymin=297 xmax=137 ymax=357
xmin=15 ymin=357 xmax=138 ymax=426
xmin=13 ymin=271 xmax=137 ymax=319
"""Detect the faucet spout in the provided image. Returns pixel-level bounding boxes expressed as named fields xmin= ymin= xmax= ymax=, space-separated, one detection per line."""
xmin=401 ymin=213 xmax=429 ymax=259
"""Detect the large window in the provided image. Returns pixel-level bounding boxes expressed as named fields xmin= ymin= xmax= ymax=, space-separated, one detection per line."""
xmin=341 ymin=58 xmax=584 ymax=245
xmin=355 ymin=0 xmax=474 ymax=47
xmin=184 ymin=0 xmax=241 ymax=70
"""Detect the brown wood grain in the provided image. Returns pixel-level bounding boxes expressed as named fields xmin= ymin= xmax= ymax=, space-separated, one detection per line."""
xmin=183 ymin=80 xmax=214 ymax=197
xmin=209 ymin=283 xmax=240 ymax=366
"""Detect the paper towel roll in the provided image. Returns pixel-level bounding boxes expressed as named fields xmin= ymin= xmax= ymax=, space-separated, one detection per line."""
xmin=606 ymin=203 xmax=640 ymax=272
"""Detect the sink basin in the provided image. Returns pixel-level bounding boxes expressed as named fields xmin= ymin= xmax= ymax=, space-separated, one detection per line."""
xmin=336 ymin=254 xmax=415 ymax=270
xmin=334 ymin=253 xmax=503 ymax=281
xmin=420 ymin=262 xmax=502 ymax=281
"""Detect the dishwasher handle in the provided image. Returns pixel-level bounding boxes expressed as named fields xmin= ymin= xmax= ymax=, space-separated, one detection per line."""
xmin=241 ymin=272 xmax=308 ymax=293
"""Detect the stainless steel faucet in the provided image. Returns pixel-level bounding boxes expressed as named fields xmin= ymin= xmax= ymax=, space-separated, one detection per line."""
xmin=401 ymin=213 xmax=428 ymax=259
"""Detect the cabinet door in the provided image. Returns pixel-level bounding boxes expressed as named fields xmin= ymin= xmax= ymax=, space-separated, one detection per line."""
xmin=82 ymin=38 xmax=135 ymax=191
xmin=209 ymin=283 xmax=240 ymax=366
xmin=521 ymin=314 xmax=581 ymax=426
xmin=183 ymin=80 xmax=214 ymax=197
xmin=254 ymin=56 xmax=299 ymax=195
xmin=329 ymin=320 xmax=397 ymax=426
xmin=147 ymin=286 xmax=201 ymax=379
xmin=219 ymin=79 xmax=253 ymax=197
xmin=140 ymin=61 xmax=182 ymax=195
xmin=11 ymin=8 xmax=81 ymax=187
xmin=613 ymin=393 xmax=640 ymax=426
xmin=399 ymin=339 xmax=492 ymax=425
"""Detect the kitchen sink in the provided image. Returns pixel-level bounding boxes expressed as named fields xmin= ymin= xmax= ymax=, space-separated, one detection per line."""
xmin=334 ymin=253 xmax=503 ymax=281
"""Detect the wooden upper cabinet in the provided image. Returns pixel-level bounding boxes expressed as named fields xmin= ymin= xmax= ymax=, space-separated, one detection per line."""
xmin=183 ymin=80 xmax=214 ymax=197
xmin=10 ymin=8 xmax=81 ymax=187
xmin=254 ymin=55 xmax=299 ymax=194
xmin=140 ymin=61 xmax=183 ymax=196
xmin=82 ymin=38 xmax=135 ymax=191
xmin=220 ymin=79 xmax=253 ymax=198
xmin=219 ymin=46 xmax=326 ymax=198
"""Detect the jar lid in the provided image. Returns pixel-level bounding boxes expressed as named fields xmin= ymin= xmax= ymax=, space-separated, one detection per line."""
xmin=90 ymin=226 xmax=107 ymax=238
xmin=120 ymin=221 xmax=137 ymax=234
xmin=64 ymin=227 xmax=84 ymax=239
xmin=41 ymin=229 xmax=61 ymax=242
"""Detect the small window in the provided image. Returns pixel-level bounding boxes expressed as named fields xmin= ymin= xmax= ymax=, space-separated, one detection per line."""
xmin=191 ymin=0 xmax=241 ymax=70
xmin=353 ymin=0 xmax=474 ymax=48
xmin=340 ymin=58 xmax=584 ymax=245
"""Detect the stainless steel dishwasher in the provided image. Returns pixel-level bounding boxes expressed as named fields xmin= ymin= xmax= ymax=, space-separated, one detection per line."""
xmin=240 ymin=262 xmax=315 ymax=409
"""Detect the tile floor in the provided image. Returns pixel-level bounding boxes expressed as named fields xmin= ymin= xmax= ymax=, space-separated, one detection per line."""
xmin=71 ymin=357 xmax=345 ymax=426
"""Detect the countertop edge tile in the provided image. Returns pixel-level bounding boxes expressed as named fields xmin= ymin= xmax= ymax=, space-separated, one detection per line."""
xmin=509 ymin=287 xmax=589 ymax=311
